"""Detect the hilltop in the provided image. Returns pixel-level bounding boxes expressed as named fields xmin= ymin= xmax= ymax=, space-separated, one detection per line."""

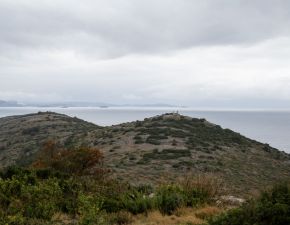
xmin=0 ymin=112 xmax=290 ymax=194
xmin=0 ymin=112 xmax=99 ymax=167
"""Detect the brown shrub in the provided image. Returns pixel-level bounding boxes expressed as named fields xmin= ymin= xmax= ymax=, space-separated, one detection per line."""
xmin=32 ymin=140 xmax=105 ymax=177
xmin=178 ymin=174 xmax=226 ymax=200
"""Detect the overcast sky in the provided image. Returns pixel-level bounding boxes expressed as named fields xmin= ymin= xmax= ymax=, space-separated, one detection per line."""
xmin=1 ymin=0 xmax=290 ymax=108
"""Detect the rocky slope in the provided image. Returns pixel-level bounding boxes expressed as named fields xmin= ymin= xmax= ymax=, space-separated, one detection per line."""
xmin=1 ymin=112 xmax=290 ymax=194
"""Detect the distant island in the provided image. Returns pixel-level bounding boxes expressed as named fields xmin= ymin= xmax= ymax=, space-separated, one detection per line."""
xmin=0 ymin=100 xmax=22 ymax=107
xmin=0 ymin=99 xmax=180 ymax=108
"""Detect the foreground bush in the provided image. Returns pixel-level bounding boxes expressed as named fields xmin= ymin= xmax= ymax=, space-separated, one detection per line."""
xmin=0 ymin=166 xmax=220 ymax=224
xmin=179 ymin=174 xmax=224 ymax=207
xmin=0 ymin=141 xmax=222 ymax=224
xmin=32 ymin=141 xmax=105 ymax=177
xmin=208 ymin=183 xmax=290 ymax=225
xmin=121 ymin=190 xmax=153 ymax=215
xmin=0 ymin=167 xmax=108 ymax=225
xmin=155 ymin=185 xmax=185 ymax=215
xmin=154 ymin=175 xmax=224 ymax=215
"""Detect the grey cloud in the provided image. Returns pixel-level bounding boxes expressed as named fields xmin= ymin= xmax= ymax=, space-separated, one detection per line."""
xmin=1 ymin=0 xmax=290 ymax=58
xmin=1 ymin=0 xmax=290 ymax=109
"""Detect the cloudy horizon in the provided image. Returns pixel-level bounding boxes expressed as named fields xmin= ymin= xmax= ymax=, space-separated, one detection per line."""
xmin=1 ymin=0 xmax=290 ymax=109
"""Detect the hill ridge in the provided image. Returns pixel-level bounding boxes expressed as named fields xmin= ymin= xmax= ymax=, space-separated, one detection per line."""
xmin=0 ymin=111 xmax=290 ymax=194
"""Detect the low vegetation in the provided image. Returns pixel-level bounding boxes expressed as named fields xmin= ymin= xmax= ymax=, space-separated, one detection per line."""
xmin=0 ymin=168 xmax=223 ymax=224
xmin=139 ymin=149 xmax=191 ymax=164
xmin=2 ymin=163 xmax=290 ymax=225
xmin=208 ymin=183 xmax=290 ymax=225
xmin=0 ymin=142 xmax=225 ymax=224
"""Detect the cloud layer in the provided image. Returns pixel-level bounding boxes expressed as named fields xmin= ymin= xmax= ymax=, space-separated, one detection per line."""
xmin=1 ymin=0 xmax=290 ymax=108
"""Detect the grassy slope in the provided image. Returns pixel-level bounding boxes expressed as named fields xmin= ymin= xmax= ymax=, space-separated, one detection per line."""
xmin=1 ymin=112 xmax=290 ymax=195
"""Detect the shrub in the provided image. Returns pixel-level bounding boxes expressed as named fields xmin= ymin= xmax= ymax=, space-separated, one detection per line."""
xmin=32 ymin=141 xmax=105 ymax=177
xmin=22 ymin=126 xmax=40 ymax=135
xmin=135 ymin=184 xmax=154 ymax=195
xmin=146 ymin=138 xmax=161 ymax=145
xmin=100 ymin=183 xmax=154 ymax=215
xmin=134 ymin=136 xmax=144 ymax=144
xmin=141 ymin=149 xmax=191 ymax=163
xmin=0 ymin=172 xmax=64 ymax=221
xmin=208 ymin=183 xmax=290 ymax=225
xmin=1 ymin=166 xmax=31 ymax=179
xmin=155 ymin=185 xmax=185 ymax=215
xmin=102 ymin=197 xmax=123 ymax=213
xmin=58 ymin=178 xmax=81 ymax=214
xmin=133 ymin=135 xmax=142 ymax=140
xmin=78 ymin=193 xmax=106 ymax=225
xmin=0 ymin=166 xmax=224 ymax=223
xmin=121 ymin=190 xmax=153 ymax=215
xmin=172 ymin=139 xmax=177 ymax=146
xmin=179 ymin=175 xmax=224 ymax=206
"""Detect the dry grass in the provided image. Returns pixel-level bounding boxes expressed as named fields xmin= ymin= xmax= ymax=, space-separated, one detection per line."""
xmin=195 ymin=206 xmax=223 ymax=220
xmin=132 ymin=206 xmax=222 ymax=225
xmin=51 ymin=213 xmax=76 ymax=224
xmin=178 ymin=174 xmax=226 ymax=199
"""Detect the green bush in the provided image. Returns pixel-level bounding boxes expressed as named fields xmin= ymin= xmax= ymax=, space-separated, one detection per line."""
xmin=155 ymin=185 xmax=185 ymax=215
xmin=183 ymin=187 xmax=209 ymax=207
xmin=0 ymin=167 xmax=83 ymax=223
xmin=101 ymin=185 xmax=154 ymax=215
xmin=58 ymin=178 xmax=81 ymax=214
xmin=0 ymin=166 xmax=222 ymax=224
xmin=0 ymin=175 xmax=62 ymax=221
xmin=102 ymin=198 xmax=123 ymax=213
xmin=121 ymin=190 xmax=153 ymax=215
xmin=135 ymin=184 xmax=154 ymax=195
xmin=208 ymin=183 xmax=290 ymax=225
xmin=78 ymin=193 xmax=106 ymax=225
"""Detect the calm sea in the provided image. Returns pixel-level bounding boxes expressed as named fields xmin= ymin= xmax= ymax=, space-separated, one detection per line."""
xmin=0 ymin=107 xmax=289 ymax=153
